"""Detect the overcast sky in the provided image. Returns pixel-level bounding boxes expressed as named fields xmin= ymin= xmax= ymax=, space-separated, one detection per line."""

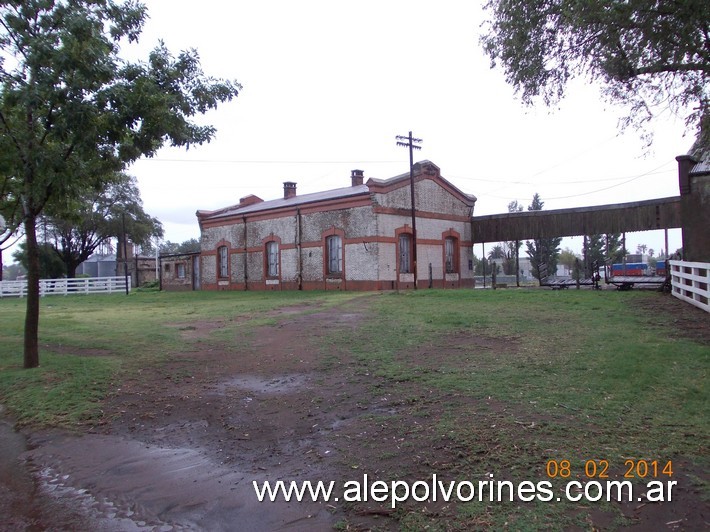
xmin=127 ymin=0 xmax=690 ymax=256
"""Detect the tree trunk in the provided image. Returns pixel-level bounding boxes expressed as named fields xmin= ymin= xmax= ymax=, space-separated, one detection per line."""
xmin=23 ymin=216 xmax=41 ymax=369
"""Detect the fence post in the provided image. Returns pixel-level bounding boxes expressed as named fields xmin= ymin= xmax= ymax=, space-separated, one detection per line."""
xmin=670 ymin=260 xmax=710 ymax=313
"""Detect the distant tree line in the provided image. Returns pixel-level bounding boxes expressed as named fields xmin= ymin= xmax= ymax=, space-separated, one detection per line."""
xmin=159 ymin=239 xmax=201 ymax=255
xmin=483 ymin=193 xmax=646 ymax=283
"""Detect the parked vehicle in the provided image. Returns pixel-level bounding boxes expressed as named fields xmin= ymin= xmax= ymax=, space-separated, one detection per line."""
xmin=655 ymin=260 xmax=667 ymax=277
xmin=611 ymin=262 xmax=649 ymax=276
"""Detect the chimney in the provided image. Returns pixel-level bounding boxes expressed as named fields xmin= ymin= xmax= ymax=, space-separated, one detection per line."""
xmin=283 ymin=181 xmax=297 ymax=199
xmin=239 ymin=194 xmax=263 ymax=207
xmin=676 ymin=155 xmax=697 ymax=196
xmin=351 ymin=169 xmax=364 ymax=186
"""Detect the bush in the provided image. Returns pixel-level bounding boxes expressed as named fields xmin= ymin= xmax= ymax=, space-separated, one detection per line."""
xmin=136 ymin=279 xmax=160 ymax=292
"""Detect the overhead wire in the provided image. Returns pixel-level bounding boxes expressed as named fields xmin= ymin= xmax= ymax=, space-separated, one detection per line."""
xmin=137 ymin=158 xmax=403 ymax=164
xmin=543 ymin=162 xmax=674 ymax=200
xmin=136 ymin=150 xmax=677 ymax=203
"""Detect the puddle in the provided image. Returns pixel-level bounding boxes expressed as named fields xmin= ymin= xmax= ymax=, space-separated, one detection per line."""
xmin=0 ymin=420 xmax=101 ymax=530
xmin=0 ymin=421 xmax=333 ymax=530
xmin=216 ymin=374 xmax=309 ymax=396
xmin=26 ymin=433 xmax=334 ymax=531
xmin=0 ymin=419 xmax=36 ymax=527
xmin=267 ymin=305 xmax=317 ymax=316
xmin=0 ymin=419 xmax=33 ymax=495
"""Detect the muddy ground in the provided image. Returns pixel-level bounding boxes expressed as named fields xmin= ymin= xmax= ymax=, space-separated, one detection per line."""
xmin=3 ymin=292 xmax=709 ymax=531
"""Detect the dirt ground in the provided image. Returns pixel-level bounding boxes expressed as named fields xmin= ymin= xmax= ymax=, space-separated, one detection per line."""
xmin=7 ymin=292 xmax=710 ymax=530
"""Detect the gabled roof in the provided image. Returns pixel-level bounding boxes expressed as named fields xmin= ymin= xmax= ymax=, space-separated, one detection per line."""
xmin=198 ymin=184 xmax=371 ymax=221
xmin=197 ymin=160 xmax=476 ymax=222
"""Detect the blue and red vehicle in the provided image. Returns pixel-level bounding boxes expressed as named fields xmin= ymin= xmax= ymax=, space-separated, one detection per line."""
xmin=611 ymin=262 xmax=649 ymax=276
xmin=655 ymin=260 xmax=667 ymax=277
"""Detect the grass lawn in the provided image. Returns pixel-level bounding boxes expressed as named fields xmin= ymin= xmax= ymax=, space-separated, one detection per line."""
xmin=0 ymin=290 xmax=361 ymax=425
xmin=335 ymin=289 xmax=708 ymax=528
xmin=0 ymin=288 xmax=707 ymax=529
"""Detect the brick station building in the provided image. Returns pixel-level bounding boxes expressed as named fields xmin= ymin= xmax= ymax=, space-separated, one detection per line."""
xmin=195 ymin=161 xmax=476 ymax=291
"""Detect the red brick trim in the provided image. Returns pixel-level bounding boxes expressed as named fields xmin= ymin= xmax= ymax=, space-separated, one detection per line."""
xmin=262 ymin=234 xmax=282 ymax=283
xmin=215 ymin=240 xmax=231 ymax=282
xmin=394 ymin=225 xmax=414 ymax=280
xmin=372 ymin=205 xmax=472 ymax=222
xmin=442 ymin=229 xmax=461 ymax=277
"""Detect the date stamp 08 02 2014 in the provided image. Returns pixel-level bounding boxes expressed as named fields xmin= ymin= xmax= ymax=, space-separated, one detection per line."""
xmin=546 ymin=459 xmax=674 ymax=479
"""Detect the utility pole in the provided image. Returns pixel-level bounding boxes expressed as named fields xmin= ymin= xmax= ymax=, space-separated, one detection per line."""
xmin=0 ymin=214 xmax=5 ymax=281
xmin=396 ymin=131 xmax=422 ymax=288
xmin=121 ymin=213 xmax=129 ymax=295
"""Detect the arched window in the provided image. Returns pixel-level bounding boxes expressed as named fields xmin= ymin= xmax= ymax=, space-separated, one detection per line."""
xmin=445 ymin=237 xmax=458 ymax=274
xmin=326 ymin=235 xmax=342 ymax=274
xmin=217 ymin=245 xmax=228 ymax=278
xmin=265 ymin=241 xmax=279 ymax=277
xmin=399 ymin=233 xmax=412 ymax=273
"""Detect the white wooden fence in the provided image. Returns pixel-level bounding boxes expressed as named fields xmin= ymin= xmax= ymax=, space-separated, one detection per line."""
xmin=669 ymin=260 xmax=710 ymax=313
xmin=0 ymin=276 xmax=129 ymax=298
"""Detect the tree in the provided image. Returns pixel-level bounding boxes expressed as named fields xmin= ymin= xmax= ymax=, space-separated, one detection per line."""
xmin=487 ymin=244 xmax=505 ymax=261
xmin=525 ymin=193 xmax=562 ymax=282
xmin=487 ymin=245 xmax=508 ymax=278
xmin=473 ymin=253 xmax=500 ymax=276
xmin=488 ymin=201 xmax=525 ymax=276
xmin=0 ymin=182 xmax=23 ymax=281
xmin=604 ymin=233 xmax=625 ymax=264
xmin=13 ymin=241 xmax=66 ymax=279
xmin=160 ymin=238 xmax=200 ymax=255
xmin=583 ymin=234 xmax=605 ymax=276
xmin=502 ymin=200 xmax=524 ymax=275
xmin=0 ymin=1 xmax=240 ymax=368
xmin=582 ymin=233 xmax=624 ymax=277
xmin=41 ymin=173 xmax=163 ymax=278
xmin=2 ymin=260 xmax=25 ymax=280
xmin=572 ymin=257 xmax=583 ymax=284
xmin=507 ymin=200 xmax=523 ymax=213
xmin=177 ymin=238 xmax=200 ymax=253
xmin=558 ymin=247 xmax=578 ymax=273
xmin=481 ymin=0 xmax=710 ymax=147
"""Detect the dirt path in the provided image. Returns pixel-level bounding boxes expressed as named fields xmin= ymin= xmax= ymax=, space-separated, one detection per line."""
xmin=15 ymin=295 xmax=379 ymax=531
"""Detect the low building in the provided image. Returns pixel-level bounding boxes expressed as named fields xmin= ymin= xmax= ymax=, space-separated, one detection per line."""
xmin=76 ymin=250 xmax=156 ymax=287
xmin=160 ymin=252 xmax=201 ymax=291
xmin=76 ymin=254 xmax=117 ymax=278
xmin=196 ymin=161 xmax=477 ymax=291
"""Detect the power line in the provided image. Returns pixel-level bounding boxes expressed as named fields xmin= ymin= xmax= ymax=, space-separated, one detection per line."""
xmin=474 ymin=161 xmax=675 ymax=202
xmin=449 ymin=164 xmax=674 ymax=187
xmin=136 ymin=158 xmax=403 ymax=164
xmin=544 ymin=162 xmax=673 ymax=200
